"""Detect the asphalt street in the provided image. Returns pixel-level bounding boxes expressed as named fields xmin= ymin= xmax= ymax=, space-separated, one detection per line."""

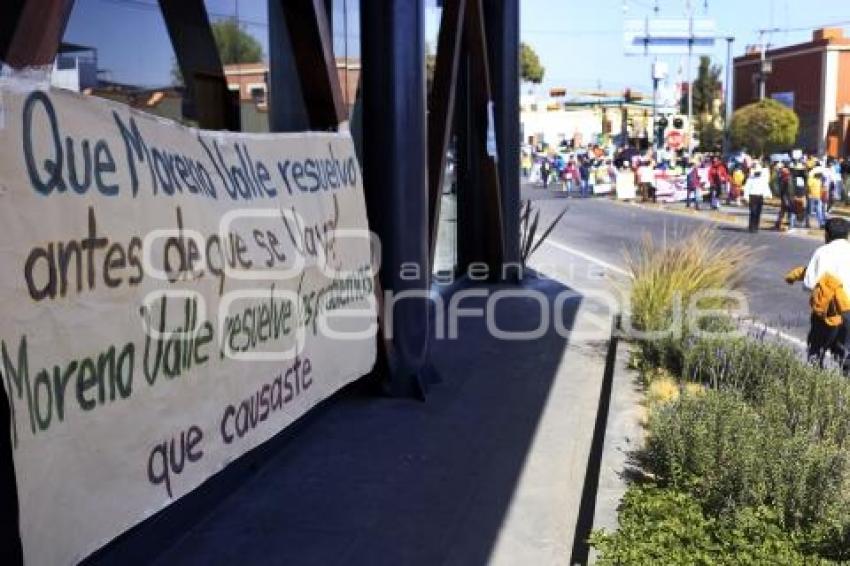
xmin=522 ymin=183 xmax=823 ymax=342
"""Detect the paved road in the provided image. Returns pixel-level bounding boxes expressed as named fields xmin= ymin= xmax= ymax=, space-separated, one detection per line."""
xmin=523 ymin=184 xmax=822 ymax=342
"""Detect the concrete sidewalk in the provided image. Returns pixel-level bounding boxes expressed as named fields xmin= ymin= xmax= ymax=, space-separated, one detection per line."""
xmin=88 ymin=271 xmax=620 ymax=566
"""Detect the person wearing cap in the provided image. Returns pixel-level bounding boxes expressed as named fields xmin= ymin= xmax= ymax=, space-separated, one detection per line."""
xmin=743 ymin=162 xmax=772 ymax=232
xmin=786 ymin=217 xmax=850 ymax=369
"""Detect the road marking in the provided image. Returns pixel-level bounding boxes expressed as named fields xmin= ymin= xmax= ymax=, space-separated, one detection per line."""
xmin=543 ymin=237 xmax=808 ymax=348
xmin=543 ymin=239 xmax=631 ymax=278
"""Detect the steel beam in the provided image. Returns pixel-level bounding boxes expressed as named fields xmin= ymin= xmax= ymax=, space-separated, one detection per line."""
xmin=361 ymin=0 xmax=429 ymax=397
xmin=427 ymin=0 xmax=467 ymax=267
xmin=158 ymin=0 xmax=239 ymax=130
xmin=276 ymin=0 xmax=346 ymax=130
xmin=268 ymin=0 xmax=311 ymax=132
xmin=0 ymin=0 xmax=75 ymax=68
xmin=457 ymin=0 xmax=504 ymax=276
xmin=483 ymin=0 xmax=520 ymax=277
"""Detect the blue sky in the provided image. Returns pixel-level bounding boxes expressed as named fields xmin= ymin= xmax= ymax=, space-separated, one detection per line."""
xmin=64 ymin=0 xmax=850 ymax=92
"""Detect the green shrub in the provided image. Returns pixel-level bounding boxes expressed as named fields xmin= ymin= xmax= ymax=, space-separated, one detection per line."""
xmin=645 ymin=386 xmax=850 ymax=554
xmin=625 ymin=228 xmax=750 ymax=382
xmin=590 ymin=487 xmax=830 ymax=565
xmin=761 ymin=364 xmax=850 ymax=449
xmin=682 ymin=337 xmax=801 ymax=403
xmin=646 ymin=391 xmax=770 ymax=514
xmin=625 ymin=226 xmax=753 ymax=334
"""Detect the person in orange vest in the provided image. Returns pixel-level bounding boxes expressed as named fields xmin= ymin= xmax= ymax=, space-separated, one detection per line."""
xmin=786 ymin=217 xmax=850 ymax=369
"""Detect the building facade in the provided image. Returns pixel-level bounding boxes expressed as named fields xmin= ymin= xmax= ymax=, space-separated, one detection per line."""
xmin=223 ymin=59 xmax=360 ymax=112
xmin=733 ymin=28 xmax=850 ymax=156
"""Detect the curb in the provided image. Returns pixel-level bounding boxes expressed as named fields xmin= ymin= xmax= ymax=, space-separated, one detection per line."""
xmin=609 ymin=198 xmax=825 ymax=241
xmin=569 ymin=314 xmax=622 ymax=566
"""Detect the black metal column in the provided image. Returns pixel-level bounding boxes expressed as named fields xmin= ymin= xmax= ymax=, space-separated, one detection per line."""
xmin=0 ymin=0 xmax=74 ymax=68
xmin=455 ymin=49 xmax=486 ymax=275
xmin=159 ymin=0 xmax=240 ymax=130
xmin=268 ymin=0 xmax=310 ymax=132
xmin=360 ymin=0 xmax=429 ymax=397
xmin=484 ymin=0 xmax=520 ymax=278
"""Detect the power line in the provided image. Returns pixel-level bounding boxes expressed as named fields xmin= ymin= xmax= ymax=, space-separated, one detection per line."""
xmin=100 ymin=0 xmax=270 ymax=28
xmin=757 ymin=18 xmax=850 ymax=34
xmin=524 ymin=28 xmax=622 ymax=37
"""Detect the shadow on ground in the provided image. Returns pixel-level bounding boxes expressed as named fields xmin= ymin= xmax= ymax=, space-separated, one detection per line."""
xmin=85 ymin=275 xmax=584 ymax=566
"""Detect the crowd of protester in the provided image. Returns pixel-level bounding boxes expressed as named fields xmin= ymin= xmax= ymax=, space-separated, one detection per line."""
xmin=523 ymin=142 xmax=850 ymax=234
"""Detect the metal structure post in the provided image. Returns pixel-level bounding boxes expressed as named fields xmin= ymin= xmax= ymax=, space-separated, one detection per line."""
xmin=360 ymin=0 xmax=429 ymax=397
xmin=268 ymin=0 xmax=310 ymax=132
xmin=483 ymin=0 xmax=520 ymax=277
xmin=0 ymin=0 xmax=74 ymax=68
xmin=159 ymin=0 xmax=240 ymax=130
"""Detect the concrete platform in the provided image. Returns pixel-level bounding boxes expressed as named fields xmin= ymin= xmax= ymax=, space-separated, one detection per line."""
xmin=87 ymin=273 xmax=616 ymax=566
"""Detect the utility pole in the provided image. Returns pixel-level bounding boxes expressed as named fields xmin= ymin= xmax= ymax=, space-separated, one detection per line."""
xmin=652 ymin=60 xmax=668 ymax=149
xmin=652 ymin=60 xmax=659 ymax=148
xmin=686 ymin=0 xmax=694 ymax=155
xmin=757 ymin=28 xmax=779 ymax=100
xmin=724 ymin=36 xmax=734 ymax=155
xmin=759 ymin=30 xmax=766 ymax=100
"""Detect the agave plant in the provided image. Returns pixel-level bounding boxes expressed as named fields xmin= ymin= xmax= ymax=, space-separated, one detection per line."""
xmin=519 ymin=199 xmax=569 ymax=267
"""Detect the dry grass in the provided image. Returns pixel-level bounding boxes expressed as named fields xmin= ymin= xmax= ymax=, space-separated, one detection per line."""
xmin=624 ymin=226 xmax=756 ymax=332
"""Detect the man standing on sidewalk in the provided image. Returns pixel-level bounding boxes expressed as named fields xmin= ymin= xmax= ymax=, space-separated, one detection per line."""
xmin=743 ymin=162 xmax=772 ymax=232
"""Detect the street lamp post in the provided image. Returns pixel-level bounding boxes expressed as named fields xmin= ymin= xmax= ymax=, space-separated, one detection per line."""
xmin=652 ymin=60 xmax=668 ymax=149
xmin=757 ymin=28 xmax=779 ymax=101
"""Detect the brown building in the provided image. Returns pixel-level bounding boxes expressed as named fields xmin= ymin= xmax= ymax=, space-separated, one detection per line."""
xmin=223 ymin=58 xmax=360 ymax=112
xmin=733 ymin=27 xmax=850 ymax=156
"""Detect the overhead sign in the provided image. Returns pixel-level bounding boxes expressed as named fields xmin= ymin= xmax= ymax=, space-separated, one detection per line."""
xmin=0 ymin=84 xmax=376 ymax=565
xmin=771 ymin=91 xmax=795 ymax=109
xmin=624 ymin=18 xmax=717 ymax=56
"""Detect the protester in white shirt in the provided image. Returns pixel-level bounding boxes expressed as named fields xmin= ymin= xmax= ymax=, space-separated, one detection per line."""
xmin=637 ymin=160 xmax=656 ymax=203
xmin=786 ymin=218 xmax=850 ymax=370
xmin=743 ymin=164 xmax=772 ymax=232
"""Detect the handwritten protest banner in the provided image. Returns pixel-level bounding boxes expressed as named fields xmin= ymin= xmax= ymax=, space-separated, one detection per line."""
xmin=0 ymin=84 xmax=376 ymax=565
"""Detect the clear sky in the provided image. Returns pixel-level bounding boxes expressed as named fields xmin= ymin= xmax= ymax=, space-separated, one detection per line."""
xmin=63 ymin=0 xmax=850 ymax=93
xmin=519 ymin=0 xmax=850 ymax=95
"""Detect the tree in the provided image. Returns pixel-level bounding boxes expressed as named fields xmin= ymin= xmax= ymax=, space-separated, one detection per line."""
xmin=520 ymin=42 xmax=544 ymax=84
xmin=171 ymin=18 xmax=264 ymax=85
xmin=680 ymin=56 xmax=724 ymax=151
xmin=730 ymin=99 xmax=799 ymax=157
xmin=213 ymin=18 xmax=263 ymax=65
xmin=680 ymin=56 xmax=722 ymax=115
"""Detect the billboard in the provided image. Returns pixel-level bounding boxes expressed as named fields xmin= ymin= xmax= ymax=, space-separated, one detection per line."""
xmin=771 ymin=91 xmax=795 ymax=109
xmin=624 ymin=18 xmax=716 ymax=56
